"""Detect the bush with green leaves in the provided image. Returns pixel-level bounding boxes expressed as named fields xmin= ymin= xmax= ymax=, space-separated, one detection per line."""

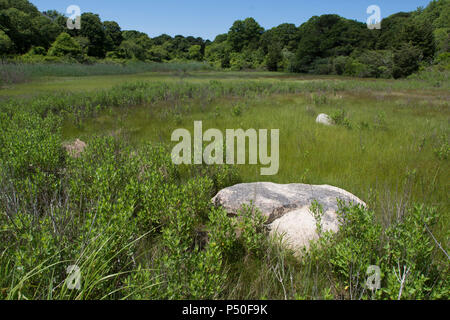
xmin=236 ymin=204 xmax=268 ymax=256
xmin=48 ymin=33 xmax=83 ymax=62
xmin=433 ymin=134 xmax=449 ymax=160
xmin=0 ymin=109 xmax=246 ymax=299
xmin=0 ymin=111 xmax=64 ymax=212
xmin=331 ymin=109 xmax=352 ymax=129
xmin=0 ymin=30 xmax=13 ymax=56
xmin=393 ymin=43 xmax=423 ymax=79
xmin=380 ymin=205 xmax=449 ymax=299
xmin=305 ymin=201 xmax=449 ymax=300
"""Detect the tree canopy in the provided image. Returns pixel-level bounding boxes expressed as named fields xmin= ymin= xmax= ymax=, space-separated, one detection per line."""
xmin=47 ymin=32 xmax=82 ymax=59
xmin=1 ymin=0 xmax=449 ymax=78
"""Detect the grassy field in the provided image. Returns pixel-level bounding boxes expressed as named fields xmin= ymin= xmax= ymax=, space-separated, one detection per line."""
xmin=0 ymin=69 xmax=448 ymax=300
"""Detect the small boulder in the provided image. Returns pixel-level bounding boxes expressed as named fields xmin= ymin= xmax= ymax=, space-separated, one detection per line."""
xmin=212 ymin=182 xmax=366 ymax=253
xmin=316 ymin=113 xmax=334 ymax=126
xmin=64 ymin=139 xmax=87 ymax=158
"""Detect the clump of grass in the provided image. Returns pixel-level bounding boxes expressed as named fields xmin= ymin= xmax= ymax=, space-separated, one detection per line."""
xmin=433 ymin=134 xmax=449 ymax=160
xmin=310 ymin=92 xmax=328 ymax=105
xmin=331 ymin=109 xmax=352 ymax=129
xmin=232 ymin=104 xmax=243 ymax=117
xmin=0 ymin=63 xmax=30 ymax=85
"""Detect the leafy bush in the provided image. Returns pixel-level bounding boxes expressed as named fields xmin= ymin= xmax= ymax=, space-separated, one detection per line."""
xmin=48 ymin=33 xmax=83 ymax=62
xmin=433 ymin=134 xmax=449 ymax=160
xmin=393 ymin=43 xmax=423 ymax=79
xmin=331 ymin=109 xmax=352 ymax=129
xmin=344 ymin=59 xmax=372 ymax=78
xmin=0 ymin=109 xmax=245 ymax=300
xmin=305 ymin=202 xmax=449 ymax=300
xmin=236 ymin=204 xmax=267 ymax=256
xmin=232 ymin=104 xmax=243 ymax=117
xmin=0 ymin=111 xmax=64 ymax=212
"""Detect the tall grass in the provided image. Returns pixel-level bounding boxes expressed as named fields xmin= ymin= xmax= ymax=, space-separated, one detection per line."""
xmin=0 ymin=61 xmax=214 ymax=85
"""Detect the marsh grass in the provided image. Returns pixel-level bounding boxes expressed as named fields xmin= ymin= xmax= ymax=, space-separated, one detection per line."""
xmin=0 ymin=61 xmax=214 ymax=86
xmin=60 ymin=86 xmax=449 ymax=225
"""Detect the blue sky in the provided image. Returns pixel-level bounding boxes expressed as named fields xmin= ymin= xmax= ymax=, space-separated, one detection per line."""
xmin=32 ymin=0 xmax=432 ymax=40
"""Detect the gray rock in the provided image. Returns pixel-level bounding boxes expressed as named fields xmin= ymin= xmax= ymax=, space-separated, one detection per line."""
xmin=212 ymin=182 xmax=366 ymax=253
xmin=316 ymin=113 xmax=334 ymax=126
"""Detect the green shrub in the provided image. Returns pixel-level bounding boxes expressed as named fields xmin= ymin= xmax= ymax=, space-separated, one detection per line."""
xmin=0 ymin=111 xmax=65 ymax=212
xmin=0 ymin=112 xmax=242 ymax=299
xmin=433 ymin=134 xmax=449 ymax=160
xmin=48 ymin=33 xmax=83 ymax=62
xmin=305 ymin=202 xmax=449 ymax=300
xmin=232 ymin=104 xmax=243 ymax=117
xmin=333 ymin=56 xmax=350 ymax=75
xmin=237 ymin=204 xmax=267 ymax=256
xmin=331 ymin=109 xmax=352 ymax=129
xmin=0 ymin=30 xmax=13 ymax=56
xmin=393 ymin=43 xmax=423 ymax=79
xmin=344 ymin=59 xmax=371 ymax=78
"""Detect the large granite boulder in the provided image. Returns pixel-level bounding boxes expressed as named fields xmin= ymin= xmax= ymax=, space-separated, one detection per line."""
xmin=212 ymin=182 xmax=366 ymax=253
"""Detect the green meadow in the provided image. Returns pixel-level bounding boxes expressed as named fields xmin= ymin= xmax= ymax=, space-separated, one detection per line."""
xmin=0 ymin=69 xmax=448 ymax=300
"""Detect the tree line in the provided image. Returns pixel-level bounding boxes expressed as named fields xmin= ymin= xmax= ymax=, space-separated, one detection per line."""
xmin=1 ymin=0 xmax=449 ymax=78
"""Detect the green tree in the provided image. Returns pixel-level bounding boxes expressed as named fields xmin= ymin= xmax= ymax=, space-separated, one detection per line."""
xmin=364 ymin=50 xmax=393 ymax=78
xmin=213 ymin=33 xmax=228 ymax=44
xmin=79 ymin=13 xmax=107 ymax=57
xmin=266 ymin=42 xmax=282 ymax=71
xmin=434 ymin=28 xmax=449 ymax=54
xmin=0 ymin=29 xmax=12 ymax=56
xmin=400 ymin=20 xmax=435 ymax=61
xmin=117 ymin=39 xmax=145 ymax=60
xmin=205 ymin=41 xmax=231 ymax=68
xmin=188 ymin=45 xmax=203 ymax=61
xmin=103 ymin=21 xmax=123 ymax=51
xmin=393 ymin=42 xmax=423 ymax=78
xmin=0 ymin=0 xmax=53 ymax=53
xmin=48 ymin=32 xmax=82 ymax=59
xmin=0 ymin=0 xmax=39 ymax=15
xmin=0 ymin=7 xmax=33 ymax=53
xmin=293 ymin=15 xmax=372 ymax=73
xmin=376 ymin=12 xmax=412 ymax=50
xmin=412 ymin=0 xmax=450 ymax=29
xmin=42 ymin=9 xmax=67 ymax=32
xmin=151 ymin=33 xmax=172 ymax=45
xmin=74 ymin=36 xmax=90 ymax=55
xmin=122 ymin=30 xmax=148 ymax=41
xmin=147 ymin=45 xmax=170 ymax=62
xmin=227 ymin=17 xmax=264 ymax=52
xmin=261 ymin=23 xmax=300 ymax=53
xmin=30 ymin=14 xmax=62 ymax=49
xmin=122 ymin=31 xmax=153 ymax=58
